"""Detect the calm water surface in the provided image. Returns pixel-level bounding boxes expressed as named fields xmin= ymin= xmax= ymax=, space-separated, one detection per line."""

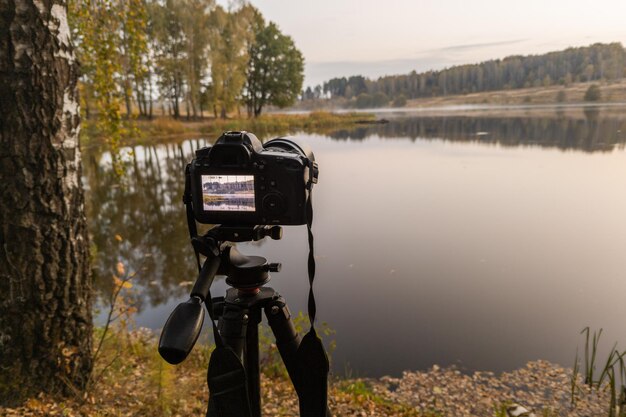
xmin=85 ymin=109 xmax=626 ymax=377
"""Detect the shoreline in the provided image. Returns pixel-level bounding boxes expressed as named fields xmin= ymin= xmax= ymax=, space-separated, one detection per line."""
xmin=0 ymin=357 xmax=612 ymax=416
xmin=287 ymin=102 xmax=626 ymax=124
xmin=290 ymin=79 xmax=626 ymax=119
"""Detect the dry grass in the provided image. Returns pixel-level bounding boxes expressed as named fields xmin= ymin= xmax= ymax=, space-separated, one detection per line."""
xmin=81 ymin=111 xmax=376 ymax=147
xmin=406 ymin=80 xmax=626 ymax=108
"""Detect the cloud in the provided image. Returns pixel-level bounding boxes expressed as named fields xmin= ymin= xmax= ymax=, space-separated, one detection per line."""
xmin=435 ymin=39 xmax=529 ymax=52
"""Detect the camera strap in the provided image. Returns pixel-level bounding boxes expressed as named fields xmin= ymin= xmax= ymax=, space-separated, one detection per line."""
xmin=184 ymin=164 xmax=201 ymax=271
xmin=294 ymin=162 xmax=330 ymax=417
xmin=200 ymin=255 xmax=252 ymax=417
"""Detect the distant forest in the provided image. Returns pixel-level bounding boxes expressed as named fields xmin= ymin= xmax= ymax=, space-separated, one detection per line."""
xmin=302 ymin=43 xmax=626 ymax=108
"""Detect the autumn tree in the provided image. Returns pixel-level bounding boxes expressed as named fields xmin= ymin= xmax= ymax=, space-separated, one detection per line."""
xmin=70 ymin=0 xmax=124 ymax=168
xmin=209 ymin=3 xmax=260 ymax=118
xmin=151 ymin=0 xmax=187 ymax=118
xmin=150 ymin=0 xmax=214 ymax=119
xmin=71 ymin=0 xmax=150 ymax=120
xmin=0 ymin=0 xmax=92 ymax=404
xmin=136 ymin=16 xmax=156 ymax=119
xmin=180 ymin=0 xmax=212 ymax=118
xmin=244 ymin=21 xmax=304 ymax=117
xmin=119 ymin=0 xmax=149 ymax=118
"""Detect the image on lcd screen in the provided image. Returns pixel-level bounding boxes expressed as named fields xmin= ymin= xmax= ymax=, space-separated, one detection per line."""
xmin=201 ymin=175 xmax=255 ymax=212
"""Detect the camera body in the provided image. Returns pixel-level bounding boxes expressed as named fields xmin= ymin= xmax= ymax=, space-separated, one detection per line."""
xmin=189 ymin=131 xmax=318 ymax=226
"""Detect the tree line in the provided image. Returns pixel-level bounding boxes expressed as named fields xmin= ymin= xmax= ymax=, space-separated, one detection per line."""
xmin=306 ymin=43 xmax=626 ymax=108
xmin=68 ymin=0 xmax=304 ymax=121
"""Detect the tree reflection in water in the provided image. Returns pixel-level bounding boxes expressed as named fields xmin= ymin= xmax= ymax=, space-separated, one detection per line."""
xmin=84 ymin=139 xmax=212 ymax=312
xmin=329 ymin=111 xmax=626 ymax=153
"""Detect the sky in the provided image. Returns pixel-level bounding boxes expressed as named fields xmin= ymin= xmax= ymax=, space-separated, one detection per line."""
xmin=219 ymin=0 xmax=626 ymax=88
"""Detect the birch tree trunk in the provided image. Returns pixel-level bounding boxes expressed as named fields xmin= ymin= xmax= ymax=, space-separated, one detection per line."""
xmin=0 ymin=0 xmax=93 ymax=404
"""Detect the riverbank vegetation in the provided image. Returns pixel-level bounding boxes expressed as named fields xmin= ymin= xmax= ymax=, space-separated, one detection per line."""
xmin=297 ymin=43 xmax=626 ymax=109
xmin=81 ymin=112 xmax=376 ymax=147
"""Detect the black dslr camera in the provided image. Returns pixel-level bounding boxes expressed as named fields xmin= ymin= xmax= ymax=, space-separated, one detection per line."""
xmin=189 ymin=131 xmax=318 ymax=225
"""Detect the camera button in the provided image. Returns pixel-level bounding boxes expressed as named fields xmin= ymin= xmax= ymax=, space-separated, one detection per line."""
xmin=262 ymin=194 xmax=285 ymax=214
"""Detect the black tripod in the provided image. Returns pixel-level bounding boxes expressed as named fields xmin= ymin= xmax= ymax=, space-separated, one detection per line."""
xmin=159 ymin=225 xmax=331 ymax=417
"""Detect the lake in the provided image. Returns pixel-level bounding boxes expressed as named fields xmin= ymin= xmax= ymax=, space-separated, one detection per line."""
xmin=84 ymin=106 xmax=626 ymax=378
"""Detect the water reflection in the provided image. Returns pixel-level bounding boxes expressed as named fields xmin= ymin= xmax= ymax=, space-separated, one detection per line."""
xmin=83 ymin=110 xmax=626 ymax=377
xmin=85 ymin=141 xmax=206 ymax=309
xmin=329 ymin=112 xmax=626 ymax=152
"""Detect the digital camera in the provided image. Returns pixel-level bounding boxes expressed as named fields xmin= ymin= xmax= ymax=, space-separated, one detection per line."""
xmin=189 ymin=131 xmax=318 ymax=226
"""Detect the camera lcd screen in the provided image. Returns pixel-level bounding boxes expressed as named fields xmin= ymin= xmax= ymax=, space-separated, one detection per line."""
xmin=201 ymin=175 xmax=255 ymax=212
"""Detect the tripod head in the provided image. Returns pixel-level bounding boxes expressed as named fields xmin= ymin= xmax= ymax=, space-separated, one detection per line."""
xmin=159 ymin=224 xmax=282 ymax=364
xmin=192 ymin=225 xmax=282 ymax=289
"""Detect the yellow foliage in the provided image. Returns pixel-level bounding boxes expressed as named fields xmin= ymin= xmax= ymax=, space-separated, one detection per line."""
xmin=116 ymin=261 xmax=125 ymax=276
xmin=112 ymin=276 xmax=132 ymax=289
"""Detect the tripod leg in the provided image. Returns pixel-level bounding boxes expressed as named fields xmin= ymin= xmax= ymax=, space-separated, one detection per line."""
xmin=244 ymin=308 xmax=262 ymax=417
xmin=265 ymin=297 xmax=301 ymax=382
xmin=265 ymin=297 xmax=332 ymax=417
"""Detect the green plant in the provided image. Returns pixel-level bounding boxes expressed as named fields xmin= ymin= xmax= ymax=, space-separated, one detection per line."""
xmin=337 ymin=379 xmax=422 ymax=416
xmin=572 ymin=327 xmax=626 ymax=417
xmin=581 ymin=327 xmax=603 ymax=386
xmin=542 ymin=407 xmax=559 ymax=417
xmin=340 ymin=379 xmax=373 ymax=397
xmin=492 ymin=402 xmax=508 ymax=417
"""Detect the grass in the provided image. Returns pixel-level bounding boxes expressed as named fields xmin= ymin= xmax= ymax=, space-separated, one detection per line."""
xmin=405 ymin=79 xmax=626 ymax=108
xmin=335 ymin=379 xmax=423 ymax=416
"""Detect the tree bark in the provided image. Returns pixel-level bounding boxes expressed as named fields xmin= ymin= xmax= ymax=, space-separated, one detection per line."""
xmin=148 ymin=74 xmax=153 ymax=119
xmin=124 ymin=78 xmax=132 ymax=118
xmin=0 ymin=0 xmax=92 ymax=404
